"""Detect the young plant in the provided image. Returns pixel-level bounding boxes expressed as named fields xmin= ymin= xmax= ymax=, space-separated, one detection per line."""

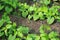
xmin=39 ymin=25 xmax=59 ymax=40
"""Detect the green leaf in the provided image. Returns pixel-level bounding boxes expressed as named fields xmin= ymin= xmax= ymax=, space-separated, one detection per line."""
xmin=28 ymin=15 xmax=32 ymax=20
xmin=0 ymin=5 xmax=4 ymax=10
xmin=40 ymin=0 xmax=50 ymax=5
xmin=15 ymin=38 xmax=20 ymax=40
xmin=22 ymin=11 xmax=28 ymax=18
xmin=5 ymin=6 xmax=12 ymax=13
xmin=47 ymin=17 xmax=55 ymax=24
xmin=41 ymin=37 xmax=48 ymax=40
xmin=49 ymin=6 xmax=59 ymax=15
xmin=0 ymin=31 xmax=4 ymax=37
xmin=12 ymin=2 xmax=17 ymax=8
xmin=40 ymin=33 xmax=47 ymax=37
xmin=51 ymin=38 xmax=59 ymax=40
xmin=55 ymin=16 xmax=60 ymax=22
xmin=0 ymin=19 xmax=5 ymax=27
xmin=39 ymin=12 xmax=44 ymax=20
xmin=17 ymin=26 xmax=29 ymax=34
xmin=13 ymin=22 xmax=17 ymax=27
xmin=4 ymin=29 xmax=8 ymax=36
xmin=6 ymin=24 xmax=12 ymax=29
xmin=40 ymin=29 xmax=45 ymax=33
xmin=40 ymin=6 xmax=48 ymax=12
xmin=8 ymin=34 xmax=16 ymax=40
xmin=3 ymin=16 xmax=12 ymax=23
xmin=28 ymin=6 xmax=34 ymax=12
xmin=49 ymin=31 xmax=58 ymax=38
xmin=33 ymin=13 xmax=39 ymax=21
xmin=39 ymin=25 xmax=45 ymax=33
xmin=35 ymin=36 xmax=40 ymax=40
xmin=4 ymin=24 xmax=12 ymax=36
xmin=17 ymin=32 xmax=23 ymax=37
xmin=23 ymin=3 xmax=29 ymax=9
xmin=26 ymin=34 xmax=36 ymax=40
xmin=44 ymin=25 xmax=51 ymax=30
xmin=26 ymin=37 xmax=32 ymax=40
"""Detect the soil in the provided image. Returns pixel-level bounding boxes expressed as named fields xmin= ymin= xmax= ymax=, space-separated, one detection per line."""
xmin=10 ymin=15 xmax=60 ymax=34
xmin=0 ymin=14 xmax=60 ymax=33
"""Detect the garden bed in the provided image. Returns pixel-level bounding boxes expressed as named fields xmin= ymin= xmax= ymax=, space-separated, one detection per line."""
xmin=0 ymin=0 xmax=60 ymax=40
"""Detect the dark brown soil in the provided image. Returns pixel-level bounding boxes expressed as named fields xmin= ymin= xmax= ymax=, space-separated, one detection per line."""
xmin=10 ymin=15 xmax=60 ymax=33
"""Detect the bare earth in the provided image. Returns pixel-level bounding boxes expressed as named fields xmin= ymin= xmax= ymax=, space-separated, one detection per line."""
xmin=10 ymin=15 xmax=60 ymax=34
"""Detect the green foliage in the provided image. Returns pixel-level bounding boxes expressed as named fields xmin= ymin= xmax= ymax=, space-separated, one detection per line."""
xmin=8 ymin=34 xmax=16 ymax=40
xmin=18 ymin=2 xmax=60 ymax=24
xmin=33 ymin=0 xmax=50 ymax=5
xmin=22 ymin=11 xmax=28 ymax=18
xmin=33 ymin=13 xmax=39 ymax=21
xmin=1 ymin=0 xmax=18 ymax=8
xmin=0 ymin=31 xmax=4 ymax=37
xmin=49 ymin=31 xmax=58 ymax=38
xmin=17 ymin=26 xmax=29 ymax=34
xmin=0 ymin=0 xmax=59 ymax=24
xmin=0 ymin=0 xmax=60 ymax=40
xmin=5 ymin=6 xmax=13 ymax=13
xmin=18 ymin=3 xmax=29 ymax=18
xmin=47 ymin=17 xmax=55 ymax=24
xmin=0 ymin=0 xmax=60 ymax=24
xmin=40 ymin=0 xmax=50 ymax=5
xmin=0 ymin=4 xmax=4 ymax=10
xmin=28 ymin=15 xmax=33 ymax=20
xmin=0 ymin=19 xmax=5 ymax=27
xmin=0 ymin=0 xmax=19 ymax=16
xmin=39 ymin=25 xmax=59 ymax=40
xmin=0 ymin=16 xmax=60 ymax=40
xmin=26 ymin=34 xmax=40 ymax=40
